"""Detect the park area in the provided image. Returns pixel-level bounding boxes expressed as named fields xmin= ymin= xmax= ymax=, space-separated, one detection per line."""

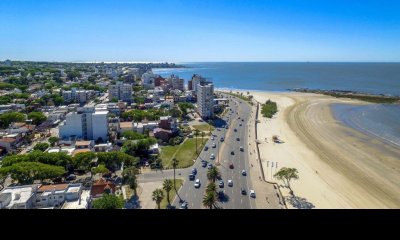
xmin=160 ymin=138 xmax=208 ymax=169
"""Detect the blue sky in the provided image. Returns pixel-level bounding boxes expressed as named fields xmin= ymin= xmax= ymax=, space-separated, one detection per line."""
xmin=1 ymin=0 xmax=399 ymax=62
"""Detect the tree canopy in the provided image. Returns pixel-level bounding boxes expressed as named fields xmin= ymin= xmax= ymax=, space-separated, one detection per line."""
xmin=0 ymin=112 xmax=26 ymax=128
xmin=28 ymin=111 xmax=47 ymax=125
xmin=33 ymin=142 xmax=50 ymax=152
xmin=96 ymin=152 xmax=139 ymax=171
xmin=0 ymin=161 xmax=65 ymax=184
xmin=274 ymin=167 xmax=299 ymax=191
xmin=122 ymin=138 xmax=157 ymax=158
xmin=122 ymin=130 xmax=146 ymax=140
xmin=92 ymin=194 xmax=124 ymax=209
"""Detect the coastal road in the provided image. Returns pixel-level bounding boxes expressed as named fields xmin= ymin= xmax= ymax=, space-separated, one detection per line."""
xmin=171 ymin=94 xmax=255 ymax=209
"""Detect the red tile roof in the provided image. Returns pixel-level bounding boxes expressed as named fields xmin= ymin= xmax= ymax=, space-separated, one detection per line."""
xmin=38 ymin=184 xmax=69 ymax=192
xmin=0 ymin=137 xmax=17 ymax=143
xmin=91 ymin=179 xmax=116 ymax=197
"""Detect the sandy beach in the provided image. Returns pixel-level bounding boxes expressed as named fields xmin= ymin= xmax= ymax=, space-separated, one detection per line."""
xmin=242 ymin=91 xmax=400 ymax=209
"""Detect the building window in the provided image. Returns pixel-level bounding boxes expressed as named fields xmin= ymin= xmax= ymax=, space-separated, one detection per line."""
xmin=59 ymin=196 xmax=63 ymax=199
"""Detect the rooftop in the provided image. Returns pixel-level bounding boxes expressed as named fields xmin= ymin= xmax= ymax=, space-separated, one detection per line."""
xmin=62 ymin=190 xmax=90 ymax=209
xmin=75 ymin=141 xmax=91 ymax=147
xmin=0 ymin=137 xmax=17 ymax=143
xmin=120 ymin=122 xmax=133 ymax=129
xmin=37 ymin=184 xmax=69 ymax=193
xmin=0 ymin=185 xmax=37 ymax=208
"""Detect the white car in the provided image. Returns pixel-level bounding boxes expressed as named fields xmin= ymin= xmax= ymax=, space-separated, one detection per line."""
xmin=211 ymin=136 xmax=215 ymax=141
xmin=249 ymin=190 xmax=256 ymax=198
xmin=212 ymin=143 xmax=216 ymax=148
xmin=194 ymin=179 xmax=201 ymax=188
xmin=241 ymin=170 xmax=247 ymax=176
xmin=210 ymin=154 xmax=215 ymax=160
xmin=228 ymin=180 xmax=233 ymax=187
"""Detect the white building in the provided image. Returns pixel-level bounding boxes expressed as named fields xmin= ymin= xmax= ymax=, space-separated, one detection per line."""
xmin=191 ymin=74 xmax=207 ymax=93
xmin=169 ymin=74 xmax=184 ymax=91
xmin=141 ymin=71 xmax=157 ymax=89
xmin=108 ymin=82 xmax=133 ymax=103
xmin=34 ymin=184 xmax=85 ymax=209
xmin=62 ymin=88 xmax=95 ymax=104
xmin=197 ymin=83 xmax=214 ymax=119
xmin=0 ymin=185 xmax=37 ymax=209
xmin=59 ymin=107 xmax=108 ymax=142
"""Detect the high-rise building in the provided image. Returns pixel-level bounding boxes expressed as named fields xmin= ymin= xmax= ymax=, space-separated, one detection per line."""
xmin=197 ymin=83 xmax=214 ymax=119
xmin=191 ymin=74 xmax=207 ymax=93
xmin=170 ymin=74 xmax=184 ymax=91
xmin=108 ymin=82 xmax=133 ymax=103
xmin=59 ymin=107 xmax=108 ymax=142
xmin=141 ymin=70 xmax=157 ymax=89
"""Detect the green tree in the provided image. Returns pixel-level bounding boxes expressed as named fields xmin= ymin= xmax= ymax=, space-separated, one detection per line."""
xmin=202 ymin=191 xmax=217 ymax=209
xmin=122 ymin=167 xmax=139 ymax=196
xmin=97 ymin=152 xmax=139 ymax=171
xmin=206 ymin=182 xmax=217 ymax=194
xmin=178 ymin=102 xmax=194 ymax=116
xmin=207 ymin=166 xmax=221 ymax=183
xmin=163 ymin=179 xmax=173 ymax=206
xmin=122 ymin=138 xmax=157 ymax=158
xmin=53 ymin=96 xmax=64 ymax=106
xmin=111 ymin=97 xmax=118 ymax=103
xmin=48 ymin=137 xmax=59 ymax=147
xmin=92 ymin=194 xmax=124 ymax=209
xmin=0 ymin=173 xmax=6 ymax=190
xmin=274 ymin=167 xmax=299 ymax=194
xmin=122 ymin=130 xmax=146 ymax=140
xmin=0 ymin=162 xmax=65 ymax=184
xmin=0 ymin=112 xmax=26 ymax=128
xmin=33 ymin=142 xmax=50 ymax=152
xmin=91 ymin=164 xmax=109 ymax=177
xmin=73 ymin=152 xmax=97 ymax=171
xmin=28 ymin=112 xmax=47 ymax=125
xmin=152 ymin=188 xmax=164 ymax=209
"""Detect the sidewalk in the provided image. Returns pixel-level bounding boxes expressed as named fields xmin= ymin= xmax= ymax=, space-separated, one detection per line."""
xmin=247 ymin=101 xmax=285 ymax=209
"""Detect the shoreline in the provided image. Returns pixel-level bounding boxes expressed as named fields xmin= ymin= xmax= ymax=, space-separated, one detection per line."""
xmin=230 ymin=90 xmax=400 ymax=209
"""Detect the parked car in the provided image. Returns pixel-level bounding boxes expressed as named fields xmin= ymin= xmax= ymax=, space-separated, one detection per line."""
xmin=242 ymin=170 xmax=247 ymax=176
xmin=234 ymin=129 xmax=237 ymax=132
xmin=220 ymin=137 xmax=224 ymax=142
xmin=241 ymin=188 xmax=247 ymax=195
xmin=204 ymin=146 xmax=209 ymax=151
xmin=240 ymin=146 xmax=244 ymax=152
xmin=210 ymin=154 xmax=215 ymax=160
xmin=219 ymin=181 xmax=224 ymax=188
xmin=212 ymin=143 xmax=216 ymax=148
xmin=229 ymin=163 xmax=234 ymax=169
xmin=180 ymin=202 xmax=188 ymax=209
xmin=231 ymin=151 xmax=235 ymax=155
xmin=208 ymin=163 xmax=213 ymax=169
xmin=236 ymin=138 xmax=240 ymax=141
xmin=192 ymin=168 xmax=197 ymax=175
xmin=218 ymin=190 xmax=225 ymax=200
xmin=202 ymin=161 xmax=207 ymax=167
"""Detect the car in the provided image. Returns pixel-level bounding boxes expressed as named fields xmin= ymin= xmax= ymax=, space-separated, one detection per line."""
xmin=204 ymin=146 xmax=209 ymax=151
xmin=220 ymin=137 xmax=224 ymax=142
xmin=234 ymin=129 xmax=237 ymax=132
xmin=211 ymin=136 xmax=215 ymax=140
xmin=202 ymin=161 xmax=207 ymax=167
xmin=242 ymin=170 xmax=247 ymax=176
xmin=210 ymin=154 xmax=215 ymax=160
xmin=189 ymin=174 xmax=195 ymax=181
xmin=225 ymin=126 xmax=229 ymax=129
xmin=212 ymin=143 xmax=216 ymax=148
xmin=241 ymin=188 xmax=247 ymax=195
xmin=249 ymin=190 xmax=256 ymax=198
xmin=180 ymin=202 xmax=188 ymax=209
xmin=238 ymin=117 xmax=241 ymax=120
xmin=192 ymin=168 xmax=197 ymax=175
xmin=208 ymin=163 xmax=213 ymax=169
xmin=228 ymin=180 xmax=233 ymax=187
xmin=231 ymin=151 xmax=235 ymax=155
xmin=194 ymin=179 xmax=201 ymax=188
xmin=219 ymin=181 xmax=224 ymax=188
xmin=240 ymin=146 xmax=244 ymax=152
xmin=236 ymin=138 xmax=240 ymax=141
xmin=65 ymin=174 xmax=76 ymax=181
xmin=145 ymin=162 xmax=150 ymax=167
xmin=229 ymin=163 xmax=234 ymax=169
xmin=242 ymin=119 xmax=244 ymax=122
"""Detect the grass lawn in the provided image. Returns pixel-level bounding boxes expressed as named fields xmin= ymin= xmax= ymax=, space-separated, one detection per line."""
xmin=159 ymin=145 xmax=180 ymax=169
xmin=159 ymin=179 xmax=184 ymax=209
xmin=192 ymin=124 xmax=215 ymax=133
xmin=161 ymin=138 xmax=208 ymax=169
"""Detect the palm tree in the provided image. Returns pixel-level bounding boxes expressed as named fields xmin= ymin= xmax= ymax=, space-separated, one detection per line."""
xmin=202 ymin=191 xmax=217 ymax=209
xmin=152 ymin=188 xmax=164 ymax=209
xmin=122 ymin=167 xmax=139 ymax=196
xmin=194 ymin=129 xmax=200 ymax=154
xmin=207 ymin=166 xmax=221 ymax=183
xmin=206 ymin=182 xmax=217 ymax=194
xmin=171 ymin=158 xmax=182 ymax=203
xmin=163 ymin=179 xmax=173 ymax=206
xmin=208 ymin=120 xmax=213 ymax=136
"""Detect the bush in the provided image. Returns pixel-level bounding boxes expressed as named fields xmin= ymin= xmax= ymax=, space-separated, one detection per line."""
xmin=261 ymin=100 xmax=278 ymax=118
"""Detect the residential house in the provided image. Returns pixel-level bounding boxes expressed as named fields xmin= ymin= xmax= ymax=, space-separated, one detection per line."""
xmin=90 ymin=179 xmax=117 ymax=199
xmin=0 ymin=185 xmax=38 ymax=209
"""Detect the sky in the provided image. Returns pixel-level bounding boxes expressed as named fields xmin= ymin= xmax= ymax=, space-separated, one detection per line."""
xmin=1 ymin=0 xmax=400 ymax=62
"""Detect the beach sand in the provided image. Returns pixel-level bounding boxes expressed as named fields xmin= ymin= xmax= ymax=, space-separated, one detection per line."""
xmin=243 ymin=91 xmax=400 ymax=209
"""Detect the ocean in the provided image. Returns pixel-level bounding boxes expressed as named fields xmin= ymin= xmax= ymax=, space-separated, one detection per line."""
xmin=154 ymin=62 xmax=400 ymax=146
xmin=154 ymin=62 xmax=400 ymax=96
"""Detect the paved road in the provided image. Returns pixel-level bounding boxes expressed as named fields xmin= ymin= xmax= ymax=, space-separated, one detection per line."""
xmin=171 ymin=94 xmax=255 ymax=209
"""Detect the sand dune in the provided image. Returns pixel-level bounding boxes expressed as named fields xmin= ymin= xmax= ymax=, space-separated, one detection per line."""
xmin=247 ymin=91 xmax=400 ymax=209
